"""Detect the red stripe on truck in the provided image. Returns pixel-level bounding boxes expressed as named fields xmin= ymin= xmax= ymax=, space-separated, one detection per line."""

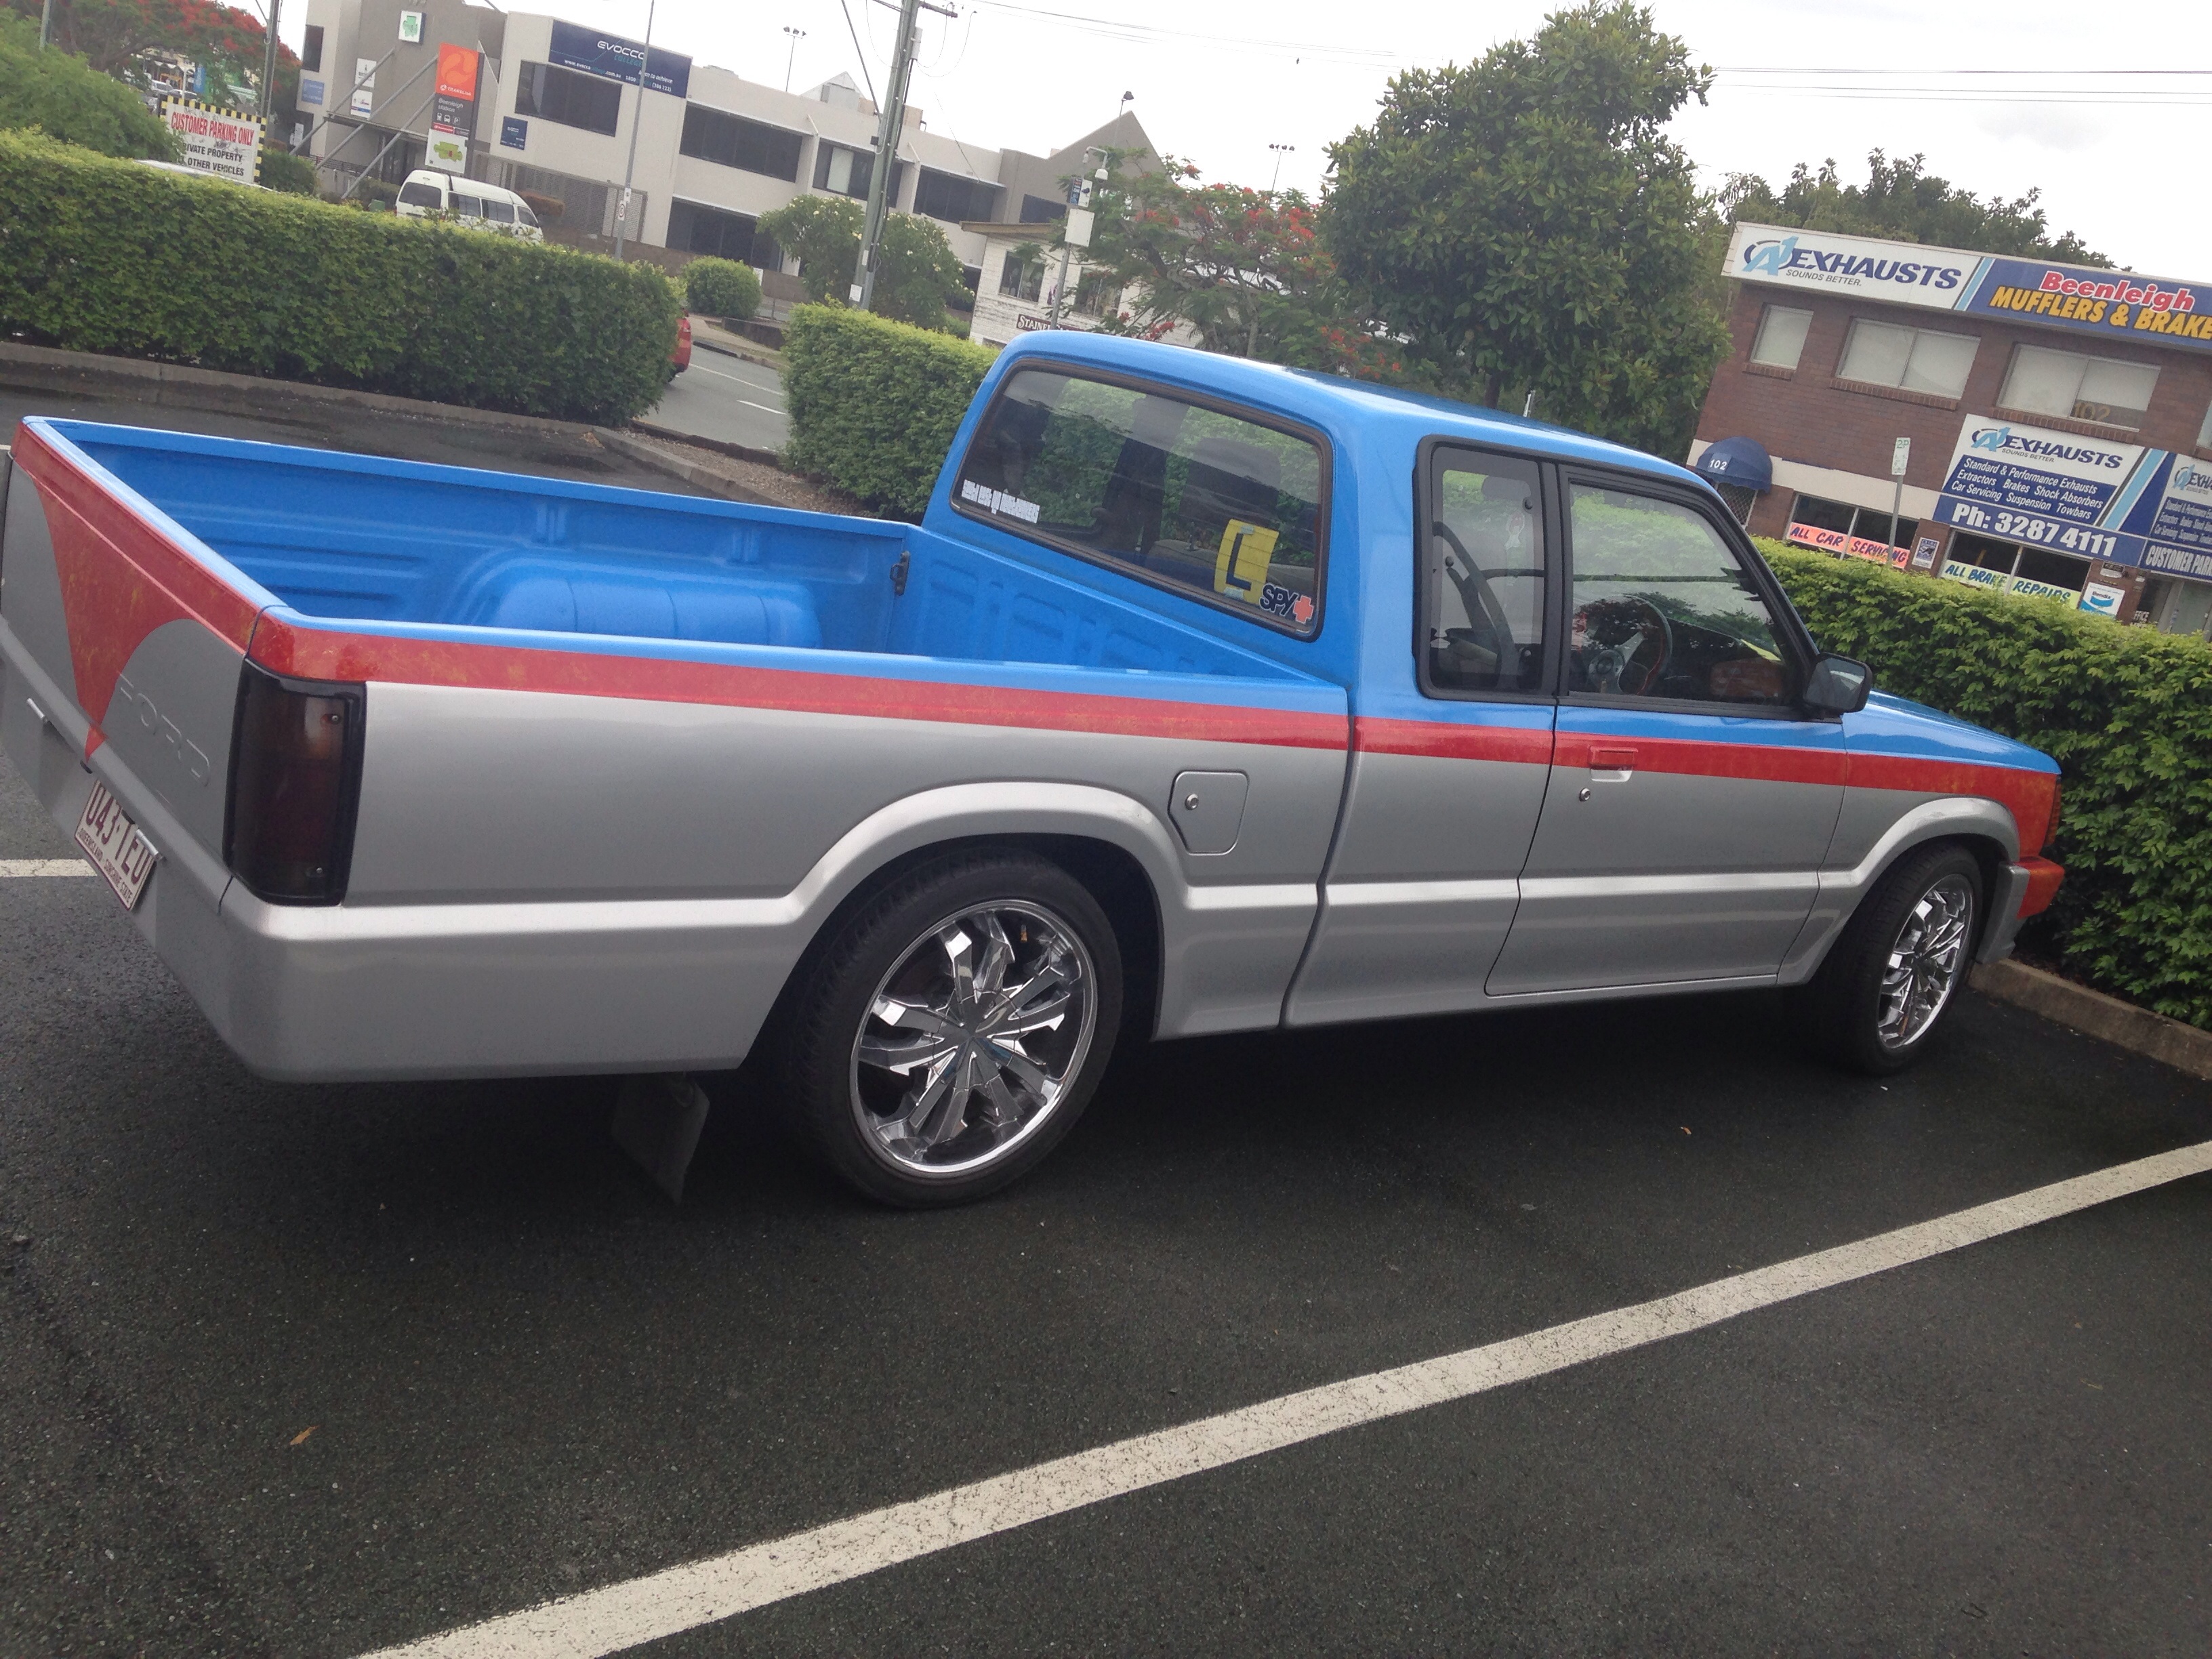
xmin=12 ymin=423 xmax=260 ymax=747
xmin=246 ymin=615 xmax=1353 ymax=752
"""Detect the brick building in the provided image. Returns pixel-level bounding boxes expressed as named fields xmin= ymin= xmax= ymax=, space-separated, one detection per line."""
xmin=1691 ymin=222 xmax=2212 ymax=636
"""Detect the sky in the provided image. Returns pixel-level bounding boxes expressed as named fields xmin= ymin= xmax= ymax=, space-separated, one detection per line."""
xmin=284 ymin=0 xmax=2212 ymax=276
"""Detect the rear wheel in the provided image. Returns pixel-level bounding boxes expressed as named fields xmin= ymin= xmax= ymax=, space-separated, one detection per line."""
xmin=781 ymin=852 xmax=1122 ymax=1207
xmin=1807 ymin=844 xmax=1983 ymax=1076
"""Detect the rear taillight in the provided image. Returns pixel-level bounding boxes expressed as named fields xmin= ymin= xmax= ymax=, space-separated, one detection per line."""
xmin=224 ymin=663 xmax=365 ymax=904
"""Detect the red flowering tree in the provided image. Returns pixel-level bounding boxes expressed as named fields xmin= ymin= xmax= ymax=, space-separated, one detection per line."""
xmin=9 ymin=0 xmax=296 ymax=111
xmin=1078 ymin=156 xmax=1400 ymax=380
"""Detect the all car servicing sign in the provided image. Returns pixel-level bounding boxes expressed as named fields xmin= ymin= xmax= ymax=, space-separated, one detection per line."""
xmin=546 ymin=19 xmax=692 ymax=97
xmin=1727 ymin=222 xmax=2212 ymax=356
xmin=1933 ymin=414 xmax=2212 ymax=572
xmin=160 ymin=99 xmax=261 ymax=186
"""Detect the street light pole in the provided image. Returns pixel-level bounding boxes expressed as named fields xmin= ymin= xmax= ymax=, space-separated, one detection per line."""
xmin=37 ymin=0 xmax=53 ymax=49
xmin=782 ymin=26 xmax=805 ymax=93
xmin=259 ymin=0 xmax=284 ymax=151
xmin=613 ymin=0 xmax=656 ymax=261
xmin=1267 ymin=142 xmax=1294 ymax=193
xmin=856 ymin=0 xmax=921 ymax=310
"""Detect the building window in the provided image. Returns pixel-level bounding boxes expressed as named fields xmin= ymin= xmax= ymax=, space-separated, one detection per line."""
xmin=516 ymin=62 xmax=621 ymax=137
xmin=302 ymin=24 xmax=323 ymax=72
xmin=998 ymin=251 xmax=1042 ymax=302
xmin=1788 ymin=493 xmax=1915 ymax=550
xmin=913 ymin=167 xmax=1001 ymax=224
xmin=1020 ymin=193 xmax=1066 ymax=223
xmin=1748 ymin=304 xmax=1811 ymax=371
xmin=812 ymin=142 xmax=902 ymax=202
xmin=2199 ymin=398 xmax=2212 ymax=450
xmin=1073 ymin=270 xmax=1120 ymax=316
xmin=679 ymin=105 xmax=804 ymax=181
xmin=667 ymin=199 xmax=776 ymax=266
xmin=1999 ymin=344 xmax=2160 ymax=432
xmin=1836 ymin=319 xmax=1978 ymax=398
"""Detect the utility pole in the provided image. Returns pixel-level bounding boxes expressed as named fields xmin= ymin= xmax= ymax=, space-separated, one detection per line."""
xmin=37 ymin=0 xmax=52 ymax=49
xmin=614 ymin=0 xmax=656 ymax=261
xmin=258 ymin=0 xmax=283 ymax=158
xmin=856 ymin=0 xmax=921 ymax=309
xmin=1048 ymin=147 xmax=1104 ymax=328
xmin=781 ymin=26 xmax=805 ymax=92
xmin=1267 ymin=142 xmax=1294 ymax=192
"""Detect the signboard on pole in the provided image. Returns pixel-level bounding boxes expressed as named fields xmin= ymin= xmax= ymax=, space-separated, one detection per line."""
xmin=427 ymin=41 xmax=478 ymax=167
xmin=159 ymin=98 xmax=262 ymax=186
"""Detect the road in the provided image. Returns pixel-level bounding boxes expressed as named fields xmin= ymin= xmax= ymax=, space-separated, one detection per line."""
xmin=649 ymin=345 xmax=790 ymax=453
xmin=3 ymin=711 xmax=2208 ymax=1656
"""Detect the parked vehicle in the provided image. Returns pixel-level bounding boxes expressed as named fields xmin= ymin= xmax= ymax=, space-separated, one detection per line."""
xmin=392 ymin=169 xmax=543 ymax=240
xmin=0 ymin=333 xmax=2062 ymax=1205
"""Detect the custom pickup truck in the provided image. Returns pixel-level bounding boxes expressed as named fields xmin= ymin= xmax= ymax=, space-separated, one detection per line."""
xmin=0 ymin=333 xmax=2062 ymax=1205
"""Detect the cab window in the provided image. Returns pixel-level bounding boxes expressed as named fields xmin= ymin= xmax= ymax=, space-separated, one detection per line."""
xmin=1425 ymin=449 xmax=1546 ymax=693
xmin=955 ymin=368 xmax=1328 ymax=636
xmin=397 ymin=180 xmax=443 ymax=209
xmin=482 ymin=197 xmax=516 ymax=224
xmin=1565 ymin=485 xmax=1798 ymax=705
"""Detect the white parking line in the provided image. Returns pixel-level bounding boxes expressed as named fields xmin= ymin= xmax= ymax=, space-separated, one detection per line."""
xmin=0 ymin=859 xmax=94 ymax=877
xmin=358 ymin=1136 xmax=2212 ymax=1659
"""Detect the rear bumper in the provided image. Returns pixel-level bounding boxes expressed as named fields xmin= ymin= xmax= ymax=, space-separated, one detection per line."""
xmin=1978 ymin=855 xmax=2064 ymax=964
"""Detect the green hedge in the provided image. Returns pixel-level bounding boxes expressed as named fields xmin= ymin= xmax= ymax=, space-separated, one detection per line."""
xmin=782 ymin=303 xmax=995 ymax=518
xmin=682 ymin=255 xmax=759 ymax=321
xmin=1761 ymin=542 xmax=2212 ymax=1027
xmin=0 ymin=131 xmax=677 ymax=424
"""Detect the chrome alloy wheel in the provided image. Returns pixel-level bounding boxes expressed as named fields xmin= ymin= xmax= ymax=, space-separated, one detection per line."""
xmin=1875 ymin=873 xmax=1976 ymax=1051
xmin=849 ymin=901 xmax=1099 ymax=1177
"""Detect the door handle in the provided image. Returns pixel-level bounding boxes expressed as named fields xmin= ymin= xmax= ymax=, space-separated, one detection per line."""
xmin=1589 ymin=745 xmax=1637 ymax=781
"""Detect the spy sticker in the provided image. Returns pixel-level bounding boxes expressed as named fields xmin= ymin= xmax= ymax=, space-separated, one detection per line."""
xmin=1214 ymin=519 xmax=1279 ymax=604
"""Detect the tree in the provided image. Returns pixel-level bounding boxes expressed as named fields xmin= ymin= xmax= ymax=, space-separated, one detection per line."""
xmin=1720 ymin=151 xmax=2112 ymax=268
xmin=756 ymin=194 xmax=969 ymax=332
xmin=5 ymin=0 xmax=296 ymax=113
xmin=1324 ymin=1 xmax=1728 ymax=457
xmin=0 ymin=14 xmax=176 ymax=157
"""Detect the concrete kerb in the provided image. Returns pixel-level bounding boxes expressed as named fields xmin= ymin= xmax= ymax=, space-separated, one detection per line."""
xmin=0 ymin=339 xmax=752 ymax=501
xmin=1971 ymin=958 xmax=2212 ymax=1082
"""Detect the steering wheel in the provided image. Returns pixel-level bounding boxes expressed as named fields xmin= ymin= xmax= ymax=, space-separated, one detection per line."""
xmin=1573 ymin=596 xmax=1673 ymax=695
xmin=1431 ymin=520 xmax=1518 ymax=662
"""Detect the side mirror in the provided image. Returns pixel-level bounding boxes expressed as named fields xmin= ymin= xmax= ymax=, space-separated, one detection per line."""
xmin=1801 ymin=653 xmax=1873 ymax=716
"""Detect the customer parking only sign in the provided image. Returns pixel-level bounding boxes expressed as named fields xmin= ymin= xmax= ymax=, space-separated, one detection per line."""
xmin=1934 ymin=414 xmax=2212 ymax=577
xmin=160 ymin=99 xmax=262 ymax=186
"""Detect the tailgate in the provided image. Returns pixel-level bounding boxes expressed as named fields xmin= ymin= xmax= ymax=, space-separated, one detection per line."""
xmin=0 ymin=417 xmax=268 ymax=902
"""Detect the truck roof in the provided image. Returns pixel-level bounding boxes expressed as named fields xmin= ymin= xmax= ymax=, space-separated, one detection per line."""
xmin=988 ymin=330 xmax=1704 ymax=491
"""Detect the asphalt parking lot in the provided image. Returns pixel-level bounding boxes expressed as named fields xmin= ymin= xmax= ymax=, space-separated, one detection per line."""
xmin=3 ymin=735 xmax=2210 ymax=1656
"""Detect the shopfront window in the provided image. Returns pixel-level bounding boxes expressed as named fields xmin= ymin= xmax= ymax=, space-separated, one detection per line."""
xmin=1999 ymin=344 xmax=2158 ymax=431
xmin=1749 ymin=304 xmax=1811 ymax=371
xmin=2196 ymin=396 xmax=2212 ymax=450
xmin=1837 ymin=319 xmax=1978 ymax=398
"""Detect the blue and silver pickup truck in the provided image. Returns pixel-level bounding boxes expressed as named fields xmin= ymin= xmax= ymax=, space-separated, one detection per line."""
xmin=0 ymin=333 xmax=2062 ymax=1205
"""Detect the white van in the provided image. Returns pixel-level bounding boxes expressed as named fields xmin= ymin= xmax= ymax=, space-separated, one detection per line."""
xmin=394 ymin=170 xmax=544 ymax=241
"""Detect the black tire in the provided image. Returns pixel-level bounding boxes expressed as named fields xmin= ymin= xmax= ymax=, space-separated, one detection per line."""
xmin=780 ymin=851 xmax=1123 ymax=1208
xmin=1805 ymin=842 xmax=1984 ymax=1076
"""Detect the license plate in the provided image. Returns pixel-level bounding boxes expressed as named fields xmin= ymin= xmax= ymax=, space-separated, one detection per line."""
xmin=75 ymin=780 xmax=158 ymax=912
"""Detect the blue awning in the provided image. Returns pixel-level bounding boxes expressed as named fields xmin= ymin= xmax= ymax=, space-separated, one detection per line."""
xmin=1692 ymin=436 xmax=1773 ymax=492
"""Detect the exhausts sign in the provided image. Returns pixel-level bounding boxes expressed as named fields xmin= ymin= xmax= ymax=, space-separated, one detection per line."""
xmin=1934 ymin=413 xmax=2212 ymax=573
xmin=1725 ymin=222 xmax=2212 ymax=355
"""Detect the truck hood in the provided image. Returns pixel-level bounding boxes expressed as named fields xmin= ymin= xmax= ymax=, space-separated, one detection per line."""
xmin=1847 ymin=690 xmax=2059 ymax=777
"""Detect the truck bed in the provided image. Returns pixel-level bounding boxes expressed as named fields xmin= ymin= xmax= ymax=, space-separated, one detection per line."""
xmin=58 ymin=421 xmax=1305 ymax=682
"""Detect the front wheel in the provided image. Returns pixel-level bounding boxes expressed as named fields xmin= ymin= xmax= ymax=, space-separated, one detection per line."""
xmin=1806 ymin=844 xmax=1983 ymax=1076
xmin=780 ymin=852 xmax=1122 ymax=1207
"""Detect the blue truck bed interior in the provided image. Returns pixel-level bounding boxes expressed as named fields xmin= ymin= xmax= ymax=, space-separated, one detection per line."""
xmin=48 ymin=421 xmax=1318 ymax=685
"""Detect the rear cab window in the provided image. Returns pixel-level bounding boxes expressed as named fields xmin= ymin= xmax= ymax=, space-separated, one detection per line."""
xmin=953 ymin=366 xmax=1329 ymax=636
xmin=397 ymin=181 xmax=443 ymax=209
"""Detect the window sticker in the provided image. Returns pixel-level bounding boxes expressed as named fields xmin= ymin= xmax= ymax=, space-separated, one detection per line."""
xmin=1214 ymin=519 xmax=1278 ymax=604
xmin=960 ymin=477 xmax=1041 ymax=525
xmin=1261 ymin=582 xmax=1315 ymax=627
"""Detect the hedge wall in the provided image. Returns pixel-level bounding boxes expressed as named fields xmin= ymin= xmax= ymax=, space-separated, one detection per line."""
xmin=1761 ymin=542 xmax=2212 ymax=1028
xmin=782 ymin=303 xmax=994 ymax=518
xmin=0 ymin=132 xmax=678 ymax=424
